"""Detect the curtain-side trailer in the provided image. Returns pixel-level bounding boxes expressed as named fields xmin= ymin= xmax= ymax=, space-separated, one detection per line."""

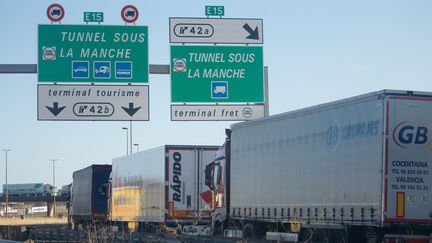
xmin=110 ymin=145 xmax=219 ymax=232
xmin=205 ymin=90 xmax=432 ymax=242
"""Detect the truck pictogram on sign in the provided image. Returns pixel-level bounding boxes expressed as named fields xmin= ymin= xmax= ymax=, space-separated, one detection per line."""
xmin=121 ymin=5 xmax=139 ymax=23
xmin=46 ymin=4 xmax=65 ymax=22
xmin=211 ymin=81 xmax=228 ymax=99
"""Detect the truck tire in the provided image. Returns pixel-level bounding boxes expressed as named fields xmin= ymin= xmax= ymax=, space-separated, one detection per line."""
xmin=314 ymin=229 xmax=330 ymax=243
xmin=213 ymin=221 xmax=224 ymax=237
xmin=299 ymin=228 xmax=314 ymax=242
xmin=243 ymin=223 xmax=255 ymax=239
xmin=331 ymin=229 xmax=347 ymax=243
xmin=69 ymin=221 xmax=75 ymax=230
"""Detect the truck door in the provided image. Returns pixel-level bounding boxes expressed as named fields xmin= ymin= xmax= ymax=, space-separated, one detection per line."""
xmin=385 ymin=96 xmax=432 ymax=223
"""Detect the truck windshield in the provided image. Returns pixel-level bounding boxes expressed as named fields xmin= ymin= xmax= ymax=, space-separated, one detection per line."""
xmin=205 ymin=163 xmax=214 ymax=189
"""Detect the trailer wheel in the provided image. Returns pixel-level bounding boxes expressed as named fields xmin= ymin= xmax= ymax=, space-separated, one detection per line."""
xmin=213 ymin=221 xmax=224 ymax=237
xmin=331 ymin=229 xmax=347 ymax=243
xmin=299 ymin=228 xmax=314 ymax=242
xmin=68 ymin=216 xmax=76 ymax=230
xmin=314 ymin=229 xmax=330 ymax=243
xmin=68 ymin=218 xmax=74 ymax=230
xmin=243 ymin=223 xmax=255 ymax=239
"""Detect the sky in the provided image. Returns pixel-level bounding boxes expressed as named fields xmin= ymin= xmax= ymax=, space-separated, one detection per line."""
xmin=0 ymin=0 xmax=431 ymax=189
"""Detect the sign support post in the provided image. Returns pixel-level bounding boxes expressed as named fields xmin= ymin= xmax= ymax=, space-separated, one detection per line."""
xmin=264 ymin=66 xmax=269 ymax=117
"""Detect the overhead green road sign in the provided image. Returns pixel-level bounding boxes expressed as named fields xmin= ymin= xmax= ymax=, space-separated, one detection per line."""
xmin=171 ymin=45 xmax=263 ymax=103
xmin=38 ymin=24 xmax=148 ymax=83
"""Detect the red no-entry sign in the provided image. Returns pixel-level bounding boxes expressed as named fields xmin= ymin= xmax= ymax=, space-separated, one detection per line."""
xmin=47 ymin=3 xmax=65 ymax=22
xmin=121 ymin=5 xmax=139 ymax=23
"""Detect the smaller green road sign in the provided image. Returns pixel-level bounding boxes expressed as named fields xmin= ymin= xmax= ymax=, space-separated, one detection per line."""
xmin=84 ymin=12 xmax=104 ymax=23
xmin=38 ymin=24 xmax=148 ymax=83
xmin=171 ymin=45 xmax=263 ymax=103
xmin=205 ymin=6 xmax=224 ymax=17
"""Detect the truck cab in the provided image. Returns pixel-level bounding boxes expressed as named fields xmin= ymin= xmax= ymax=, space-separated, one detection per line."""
xmin=202 ymin=138 xmax=230 ymax=235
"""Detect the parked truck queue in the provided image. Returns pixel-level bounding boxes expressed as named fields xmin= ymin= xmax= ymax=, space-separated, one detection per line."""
xmin=68 ymin=90 xmax=432 ymax=242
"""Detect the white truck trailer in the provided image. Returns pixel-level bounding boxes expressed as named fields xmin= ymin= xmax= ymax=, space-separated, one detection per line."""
xmin=110 ymin=145 xmax=219 ymax=232
xmin=205 ymin=90 xmax=432 ymax=242
xmin=2 ymin=183 xmax=53 ymax=197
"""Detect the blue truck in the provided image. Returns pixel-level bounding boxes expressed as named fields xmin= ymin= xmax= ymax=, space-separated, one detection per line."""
xmin=69 ymin=164 xmax=111 ymax=229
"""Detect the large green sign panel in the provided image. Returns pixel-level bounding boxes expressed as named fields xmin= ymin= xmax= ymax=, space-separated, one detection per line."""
xmin=171 ymin=45 xmax=263 ymax=103
xmin=38 ymin=24 xmax=148 ymax=83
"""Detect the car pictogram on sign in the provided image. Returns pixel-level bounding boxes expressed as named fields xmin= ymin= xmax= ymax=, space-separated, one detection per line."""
xmin=72 ymin=61 xmax=89 ymax=79
xmin=74 ymin=67 xmax=87 ymax=73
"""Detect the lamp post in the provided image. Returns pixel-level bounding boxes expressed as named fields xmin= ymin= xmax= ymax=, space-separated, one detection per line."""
xmin=122 ymin=127 xmax=129 ymax=155
xmin=3 ymin=149 xmax=10 ymax=218
xmin=50 ymin=159 xmax=57 ymax=217
xmin=133 ymin=143 xmax=139 ymax=153
xmin=129 ymin=121 xmax=133 ymax=156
